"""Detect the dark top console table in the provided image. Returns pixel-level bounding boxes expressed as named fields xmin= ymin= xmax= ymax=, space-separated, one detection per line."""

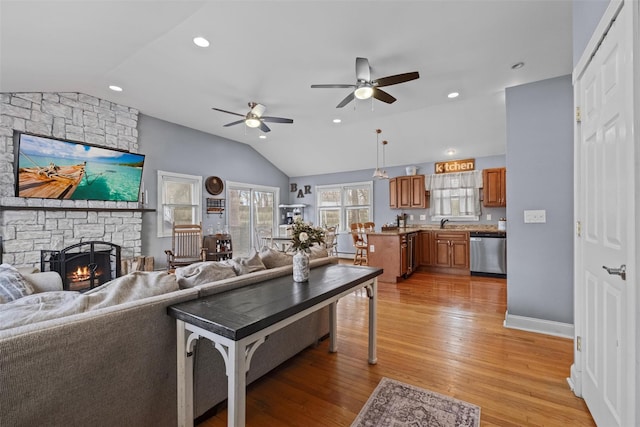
xmin=168 ymin=263 xmax=382 ymax=427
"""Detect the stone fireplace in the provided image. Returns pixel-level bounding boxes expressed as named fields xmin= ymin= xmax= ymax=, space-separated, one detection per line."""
xmin=41 ymin=241 xmax=122 ymax=292
xmin=0 ymin=92 xmax=143 ymax=268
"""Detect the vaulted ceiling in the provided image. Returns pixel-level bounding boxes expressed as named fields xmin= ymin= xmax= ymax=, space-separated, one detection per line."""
xmin=0 ymin=1 xmax=573 ymax=177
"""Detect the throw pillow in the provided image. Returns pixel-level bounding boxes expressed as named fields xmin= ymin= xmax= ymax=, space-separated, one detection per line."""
xmin=228 ymin=251 xmax=266 ymax=276
xmin=175 ymin=261 xmax=237 ymax=289
xmin=0 ymin=264 xmax=35 ymax=304
xmin=259 ymin=247 xmax=293 ymax=269
xmin=309 ymin=245 xmax=329 ymax=260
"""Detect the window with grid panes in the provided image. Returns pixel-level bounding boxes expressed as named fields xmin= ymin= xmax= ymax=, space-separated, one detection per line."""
xmin=316 ymin=181 xmax=373 ymax=232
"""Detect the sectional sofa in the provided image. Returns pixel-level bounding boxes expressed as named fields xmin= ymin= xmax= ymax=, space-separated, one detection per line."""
xmin=0 ymin=248 xmax=335 ymax=426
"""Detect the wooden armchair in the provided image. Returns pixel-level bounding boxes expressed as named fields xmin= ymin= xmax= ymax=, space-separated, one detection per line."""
xmin=164 ymin=223 xmax=206 ymax=271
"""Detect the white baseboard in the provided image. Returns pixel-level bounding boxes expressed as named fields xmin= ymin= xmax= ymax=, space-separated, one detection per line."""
xmin=503 ymin=310 xmax=574 ymax=338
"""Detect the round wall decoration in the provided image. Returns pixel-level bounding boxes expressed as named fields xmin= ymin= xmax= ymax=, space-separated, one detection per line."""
xmin=205 ymin=176 xmax=224 ymax=195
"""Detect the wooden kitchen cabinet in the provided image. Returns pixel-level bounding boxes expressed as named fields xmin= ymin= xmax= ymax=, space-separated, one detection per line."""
xmin=431 ymin=231 xmax=469 ymax=273
xmin=418 ymin=230 xmax=433 ymax=266
xmin=390 ymin=175 xmax=428 ymax=209
xmin=389 ymin=177 xmax=398 ymax=208
xmin=483 ymin=167 xmax=506 ymax=207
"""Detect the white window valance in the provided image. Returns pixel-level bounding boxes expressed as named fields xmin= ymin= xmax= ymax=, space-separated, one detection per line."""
xmin=425 ymin=170 xmax=483 ymax=190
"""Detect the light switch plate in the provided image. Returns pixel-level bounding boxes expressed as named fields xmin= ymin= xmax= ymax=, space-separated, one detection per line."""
xmin=486 ymin=214 xmax=492 ymax=221
xmin=369 ymin=245 xmax=375 ymax=253
xmin=409 ymin=215 xmax=414 ymax=220
xmin=524 ymin=209 xmax=546 ymax=223
xmin=419 ymin=215 xmax=426 ymax=220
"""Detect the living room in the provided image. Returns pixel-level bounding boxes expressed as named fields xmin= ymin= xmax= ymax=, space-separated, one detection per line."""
xmin=1 ymin=1 xmax=636 ymax=426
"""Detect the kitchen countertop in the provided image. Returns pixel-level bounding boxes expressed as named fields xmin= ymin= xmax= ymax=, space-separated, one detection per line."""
xmin=366 ymin=224 xmax=503 ymax=236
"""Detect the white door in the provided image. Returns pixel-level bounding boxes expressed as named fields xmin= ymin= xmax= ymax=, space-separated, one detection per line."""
xmin=574 ymin=2 xmax=636 ymax=426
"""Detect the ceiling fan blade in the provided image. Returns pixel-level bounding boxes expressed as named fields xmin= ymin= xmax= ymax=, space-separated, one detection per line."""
xmin=374 ymin=71 xmax=420 ymax=88
xmin=261 ymin=116 xmax=293 ymax=124
xmin=212 ymin=107 xmax=245 ymax=117
xmin=311 ymin=84 xmax=356 ymax=89
xmin=336 ymin=92 xmax=355 ymax=108
xmin=355 ymin=57 xmax=371 ymax=82
xmin=373 ymin=88 xmax=397 ymax=104
xmin=223 ymin=119 xmax=246 ymax=127
xmin=259 ymin=121 xmax=271 ymax=133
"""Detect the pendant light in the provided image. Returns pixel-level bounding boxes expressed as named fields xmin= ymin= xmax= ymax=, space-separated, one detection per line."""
xmin=380 ymin=140 xmax=389 ymax=179
xmin=372 ymin=129 xmax=383 ymax=178
xmin=372 ymin=129 xmax=389 ymax=179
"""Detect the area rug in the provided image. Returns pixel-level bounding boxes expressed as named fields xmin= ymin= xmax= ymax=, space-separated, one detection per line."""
xmin=351 ymin=377 xmax=480 ymax=427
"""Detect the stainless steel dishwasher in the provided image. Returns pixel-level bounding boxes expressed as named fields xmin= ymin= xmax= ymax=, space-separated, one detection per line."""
xmin=469 ymin=231 xmax=507 ymax=278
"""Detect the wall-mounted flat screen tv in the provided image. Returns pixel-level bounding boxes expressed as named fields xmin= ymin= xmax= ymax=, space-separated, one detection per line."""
xmin=15 ymin=132 xmax=145 ymax=202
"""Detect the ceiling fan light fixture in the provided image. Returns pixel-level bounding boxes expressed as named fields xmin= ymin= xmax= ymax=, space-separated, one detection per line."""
xmin=245 ymin=117 xmax=261 ymax=128
xmin=354 ymin=84 xmax=374 ymax=100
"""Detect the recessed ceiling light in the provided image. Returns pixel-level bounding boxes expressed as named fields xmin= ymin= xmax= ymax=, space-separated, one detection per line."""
xmin=108 ymin=85 xmax=123 ymax=92
xmin=511 ymin=62 xmax=525 ymax=70
xmin=193 ymin=36 xmax=210 ymax=48
xmin=447 ymin=92 xmax=459 ymax=99
xmin=259 ymin=135 xmax=267 ymax=139
xmin=333 ymin=118 xmax=342 ymax=123
xmin=446 ymin=149 xmax=456 ymax=156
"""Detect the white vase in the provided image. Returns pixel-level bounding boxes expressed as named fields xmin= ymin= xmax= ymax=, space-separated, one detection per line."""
xmin=293 ymin=250 xmax=310 ymax=282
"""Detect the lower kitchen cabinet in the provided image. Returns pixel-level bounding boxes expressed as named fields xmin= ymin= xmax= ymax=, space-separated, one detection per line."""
xmin=419 ymin=231 xmax=432 ymax=266
xmin=369 ymin=230 xmax=470 ymax=280
xmin=430 ymin=231 xmax=470 ymax=274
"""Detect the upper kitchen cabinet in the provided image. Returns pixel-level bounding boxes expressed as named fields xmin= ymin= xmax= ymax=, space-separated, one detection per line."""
xmin=390 ymin=175 xmax=429 ymax=209
xmin=482 ymin=167 xmax=506 ymax=207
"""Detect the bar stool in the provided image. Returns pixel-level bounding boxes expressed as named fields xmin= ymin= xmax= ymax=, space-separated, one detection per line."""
xmin=351 ymin=231 xmax=368 ymax=265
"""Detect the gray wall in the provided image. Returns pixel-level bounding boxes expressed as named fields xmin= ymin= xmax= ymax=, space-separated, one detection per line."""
xmin=137 ymin=114 xmax=289 ymax=267
xmin=505 ymin=75 xmax=574 ymax=324
xmin=290 ymin=154 xmax=506 ymax=255
xmin=573 ymin=0 xmax=611 ymax=66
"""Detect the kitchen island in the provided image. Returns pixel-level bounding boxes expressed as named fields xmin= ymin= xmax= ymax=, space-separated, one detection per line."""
xmin=366 ymin=225 xmax=502 ymax=283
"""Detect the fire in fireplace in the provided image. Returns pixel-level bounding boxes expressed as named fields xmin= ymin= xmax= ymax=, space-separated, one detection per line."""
xmin=41 ymin=241 xmax=121 ymax=292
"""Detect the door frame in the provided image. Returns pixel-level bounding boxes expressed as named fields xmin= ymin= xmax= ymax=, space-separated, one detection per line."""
xmin=570 ymin=2 xmax=638 ymax=426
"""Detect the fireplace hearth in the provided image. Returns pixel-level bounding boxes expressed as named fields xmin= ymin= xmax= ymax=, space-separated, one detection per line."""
xmin=41 ymin=241 xmax=121 ymax=292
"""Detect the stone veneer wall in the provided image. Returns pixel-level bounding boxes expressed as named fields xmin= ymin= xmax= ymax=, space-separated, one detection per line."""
xmin=0 ymin=92 xmax=143 ymax=267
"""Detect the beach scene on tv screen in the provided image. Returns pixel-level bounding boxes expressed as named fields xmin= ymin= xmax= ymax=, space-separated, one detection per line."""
xmin=17 ymin=134 xmax=144 ymax=201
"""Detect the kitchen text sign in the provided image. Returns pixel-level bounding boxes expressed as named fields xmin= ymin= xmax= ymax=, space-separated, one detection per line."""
xmin=435 ymin=158 xmax=475 ymax=174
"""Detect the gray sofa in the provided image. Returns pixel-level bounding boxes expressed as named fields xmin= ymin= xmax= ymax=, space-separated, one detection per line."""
xmin=0 ymin=252 xmax=336 ymax=426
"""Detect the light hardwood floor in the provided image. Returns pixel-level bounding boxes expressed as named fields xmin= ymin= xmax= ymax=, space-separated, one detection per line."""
xmin=198 ymin=268 xmax=595 ymax=426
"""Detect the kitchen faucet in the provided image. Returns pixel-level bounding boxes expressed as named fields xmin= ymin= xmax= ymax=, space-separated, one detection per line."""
xmin=440 ymin=218 xmax=449 ymax=229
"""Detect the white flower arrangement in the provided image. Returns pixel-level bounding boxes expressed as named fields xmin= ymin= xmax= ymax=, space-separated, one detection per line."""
xmin=290 ymin=217 xmax=324 ymax=252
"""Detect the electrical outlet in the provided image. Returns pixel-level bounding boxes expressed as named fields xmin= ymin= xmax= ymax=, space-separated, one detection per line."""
xmin=420 ymin=215 xmax=426 ymax=220
xmin=369 ymin=245 xmax=375 ymax=253
xmin=486 ymin=214 xmax=492 ymax=221
xmin=524 ymin=209 xmax=546 ymax=223
xmin=409 ymin=215 xmax=414 ymax=220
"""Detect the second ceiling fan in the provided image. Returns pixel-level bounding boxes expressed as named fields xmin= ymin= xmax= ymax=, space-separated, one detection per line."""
xmin=311 ymin=57 xmax=420 ymax=108
xmin=212 ymin=102 xmax=293 ymax=133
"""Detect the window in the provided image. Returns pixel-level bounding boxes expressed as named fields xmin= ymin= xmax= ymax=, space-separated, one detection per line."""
xmin=157 ymin=170 xmax=202 ymax=237
xmin=317 ymin=181 xmax=373 ymax=232
xmin=426 ymin=171 xmax=482 ymax=221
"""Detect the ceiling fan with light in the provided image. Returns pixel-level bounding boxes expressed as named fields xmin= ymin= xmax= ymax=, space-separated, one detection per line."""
xmin=311 ymin=57 xmax=420 ymax=108
xmin=211 ymin=102 xmax=293 ymax=133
